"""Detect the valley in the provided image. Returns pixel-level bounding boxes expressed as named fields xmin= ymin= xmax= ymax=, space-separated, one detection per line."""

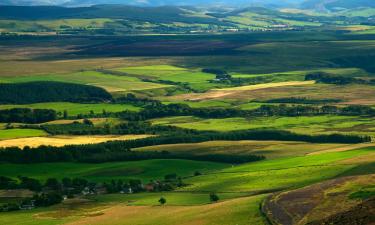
xmin=0 ymin=1 xmax=375 ymax=225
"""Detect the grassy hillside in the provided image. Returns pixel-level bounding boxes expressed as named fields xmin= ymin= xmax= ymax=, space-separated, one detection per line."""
xmin=182 ymin=148 xmax=373 ymax=192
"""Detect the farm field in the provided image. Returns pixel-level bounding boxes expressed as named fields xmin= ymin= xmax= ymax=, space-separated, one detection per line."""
xmin=0 ymin=134 xmax=152 ymax=148
xmin=0 ymin=129 xmax=48 ymax=140
xmin=0 ymin=102 xmax=141 ymax=116
xmin=113 ymin=65 xmax=220 ymax=91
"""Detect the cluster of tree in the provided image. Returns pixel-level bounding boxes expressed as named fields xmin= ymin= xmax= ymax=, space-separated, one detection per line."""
xmin=105 ymin=174 xmax=184 ymax=194
xmin=0 ymin=173 xmax=188 ymax=212
xmin=0 ymin=108 xmax=57 ymax=124
xmin=145 ymin=79 xmax=199 ymax=93
xmin=305 ymin=72 xmax=374 ymax=85
xmin=251 ymin=104 xmax=375 ymax=117
xmin=0 ymin=129 xmax=369 ymax=164
xmin=202 ymin=68 xmax=231 ymax=80
xmin=40 ymin=120 xmax=98 ymax=135
xmin=117 ymin=103 xmax=242 ymax=120
xmin=104 ymin=179 xmax=143 ymax=194
xmin=41 ymin=120 xmax=199 ymax=136
xmin=225 ymin=76 xmax=272 ymax=86
xmin=264 ymin=97 xmax=342 ymax=104
xmin=203 ymin=68 xmax=276 ymax=86
xmin=115 ymin=93 xmax=162 ymax=107
xmin=1 ymin=192 xmax=64 ymax=212
xmin=209 ymin=193 xmax=220 ymax=202
xmin=0 ymin=81 xmax=112 ymax=104
xmin=30 ymin=193 xmax=64 ymax=207
xmin=0 ymin=176 xmax=90 ymax=212
xmin=0 ymin=176 xmax=90 ymax=193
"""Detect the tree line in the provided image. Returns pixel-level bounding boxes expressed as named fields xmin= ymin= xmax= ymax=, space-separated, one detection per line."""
xmin=116 ymin=102 xmax=375 ymax=121
xmin=5 ymin=102 xmax=375 ymax=125
xmin=38 ymin=120 xmax=199 ymax=136
xmin=263 ymin=97 xmax=342 ymax=104
xmin=0 ymin=108 xmax=57 ymax=124
xmin=0 ymin=81 xmax=112 ymax=104
xmin=305 ymin=72 xmax=375 ymax=85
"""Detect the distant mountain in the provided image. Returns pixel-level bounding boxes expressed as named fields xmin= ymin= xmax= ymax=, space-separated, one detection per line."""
xmin=302 ymin=0 xmax=375 ymax=11
xmin=0 ymin=0 xmax=306 ymax=8
xmin=0 ymin=4 xmax=225 ymax=25
xmin=2 ymin=0 xmax=375 ymax=10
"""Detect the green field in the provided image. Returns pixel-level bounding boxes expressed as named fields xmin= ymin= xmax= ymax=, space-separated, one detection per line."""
xmin=0 ymin=71 xmax=170 ymax=93
xmin=113 ymin=65 xmax=221 ymax=91
xmin=0 ymin=102 xmax=141 ymax=116
xmin=182 ymin=149 xmax=374 ymax=192
xmin=0 ymin=159 xmax=228 ymax=183
xmin=0 ymin=129 xmax=48 ymax=140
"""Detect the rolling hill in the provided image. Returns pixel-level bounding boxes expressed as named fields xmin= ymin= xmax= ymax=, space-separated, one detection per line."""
xmin=302 ymin=0 xmax=375 ymax=11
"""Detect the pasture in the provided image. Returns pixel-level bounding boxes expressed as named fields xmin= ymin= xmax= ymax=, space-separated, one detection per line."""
xmin=182 ymin=148 xmax=374 ymax=192
xmin=0 ymin=129 xmax=48 ymax=140
xmin=113 ymin=65 xmax=220 ymax=91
